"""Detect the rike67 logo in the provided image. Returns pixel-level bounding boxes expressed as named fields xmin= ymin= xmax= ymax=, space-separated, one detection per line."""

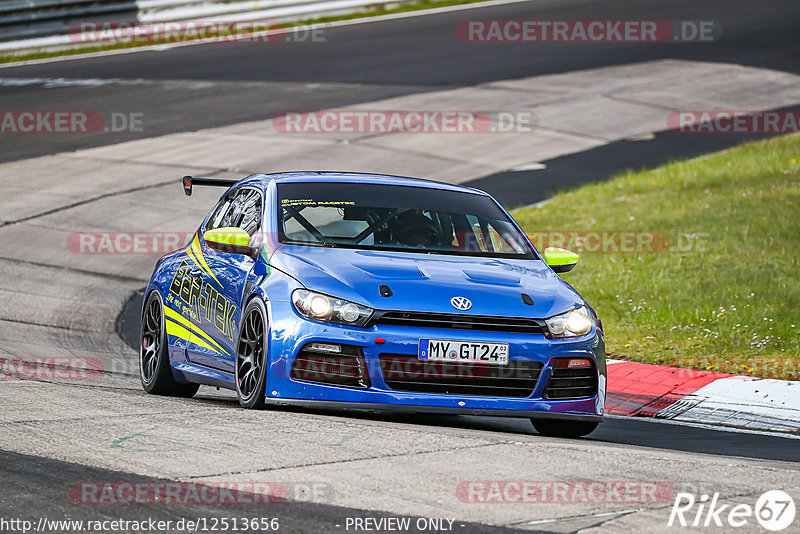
xmin=669 ymin=490 xmax=796 ymax=531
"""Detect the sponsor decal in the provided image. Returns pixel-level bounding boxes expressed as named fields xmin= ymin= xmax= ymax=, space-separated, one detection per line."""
xmin=168 ymin=261 xmax=236 ymax=344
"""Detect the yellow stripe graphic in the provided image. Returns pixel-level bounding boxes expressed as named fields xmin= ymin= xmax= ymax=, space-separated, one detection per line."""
xmin=185 ymin=245 xmax=209 ymax=280
xmin=165 ymin=318 xmax=225 ymax=356
xmin=165 ymin=318 xmax=191 ymax=343
xmin=164 ymin=306 xmax=230 ymax=356
xmin=191 ymin=234 xmax=222 ymax=287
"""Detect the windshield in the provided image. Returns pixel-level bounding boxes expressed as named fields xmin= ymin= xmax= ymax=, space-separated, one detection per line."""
xmin=277 ymin=182 xmax=535 ymax=258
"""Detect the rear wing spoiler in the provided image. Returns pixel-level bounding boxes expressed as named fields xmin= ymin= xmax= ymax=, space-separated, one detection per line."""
xmin=182 ymin=175 xmax=239 ymax=196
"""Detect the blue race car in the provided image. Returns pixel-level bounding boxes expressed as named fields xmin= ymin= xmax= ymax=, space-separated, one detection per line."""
xmin=140 ymin=172 xmax=605 ymax=437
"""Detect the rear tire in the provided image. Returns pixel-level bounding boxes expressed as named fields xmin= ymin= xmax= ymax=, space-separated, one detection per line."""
xmin=531 ymin=419 xmax=599 ymax=438
xmin=235 ymin=298 xmax=269 ymax=409
xmin=139 ymin=291 xmax=199 ymax=398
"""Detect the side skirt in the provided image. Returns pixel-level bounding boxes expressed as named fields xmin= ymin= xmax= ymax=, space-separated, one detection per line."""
xmin=172 ymin=361 xmax=236 ymax=390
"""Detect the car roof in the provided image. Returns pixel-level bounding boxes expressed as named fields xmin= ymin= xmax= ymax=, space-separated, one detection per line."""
xmin=238 ymin=171 xmax=489 ymax=196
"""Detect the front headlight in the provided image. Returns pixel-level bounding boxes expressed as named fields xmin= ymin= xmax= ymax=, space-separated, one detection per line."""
xmin=545 ymin=305 xmax=592 ymax=338
xmin=292 ymin=289 xmax=373 ymax=327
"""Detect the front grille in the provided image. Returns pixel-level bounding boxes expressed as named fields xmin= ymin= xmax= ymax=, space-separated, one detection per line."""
xmin=379 ymin=354 xmax=543 ymax=397
xmin=546 ymin=365 xmax=597 ymax=399
xmin=372 ymin=311 xmax=547 ymax=335
xmin=290 ymin=345 xmax=370 ymax=389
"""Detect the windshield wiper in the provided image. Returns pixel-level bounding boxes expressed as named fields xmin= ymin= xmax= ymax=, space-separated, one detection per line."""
xmin=285 ymin=239 xmax=338 ymax=248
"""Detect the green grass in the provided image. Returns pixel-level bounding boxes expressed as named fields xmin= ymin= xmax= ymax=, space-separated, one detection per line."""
xmin=513 ymin=134 xmax=800 ymax=380
xmin=0 ymin=0 xmax=488 ymax=64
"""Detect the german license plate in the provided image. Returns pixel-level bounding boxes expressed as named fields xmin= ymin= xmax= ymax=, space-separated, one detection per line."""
xmin=418 ymin=339 xmax=509 ymax=365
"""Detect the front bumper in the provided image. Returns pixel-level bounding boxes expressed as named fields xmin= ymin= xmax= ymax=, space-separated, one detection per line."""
xmin=265 ymin=299 xmax=606 ymax=421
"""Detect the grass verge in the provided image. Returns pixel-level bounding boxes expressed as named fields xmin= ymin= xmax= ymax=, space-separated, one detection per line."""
xmin=513 ymin=134 xmax=800 ymax=380
xmin=0 ymin=0 xmax=489 ymax=65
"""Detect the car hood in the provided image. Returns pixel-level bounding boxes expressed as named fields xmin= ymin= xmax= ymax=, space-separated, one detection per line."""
xmin=270 ymin=247 xmax=584 ymax=319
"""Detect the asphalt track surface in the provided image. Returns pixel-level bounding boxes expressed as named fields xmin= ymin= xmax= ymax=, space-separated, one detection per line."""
xmin=468 ymin=124 xmax=792 ymax=208
xmin=1 ymin=0 xmax=799 ymax=168
xmin=2 ymin=0 xmax=800 ymax=531
xmin=0 ymin=450 xmax=523 ymax=534
xmin=0 ymin=420 xmax=798 ymax=533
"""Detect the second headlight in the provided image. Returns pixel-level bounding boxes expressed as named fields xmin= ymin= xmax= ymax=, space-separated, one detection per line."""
xmin=545 ymin=305 xmax=592 ymax=338
xmin=292 ymin=289 xmax=373 ymax=327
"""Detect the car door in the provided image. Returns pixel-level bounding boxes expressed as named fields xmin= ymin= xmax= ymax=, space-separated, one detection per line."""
xmin=186 ymin=186 xmax=264 ymax=373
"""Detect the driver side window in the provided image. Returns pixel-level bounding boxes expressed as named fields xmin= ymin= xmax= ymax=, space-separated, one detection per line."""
xmin=205 ymin=188 xmax=263 ymax=245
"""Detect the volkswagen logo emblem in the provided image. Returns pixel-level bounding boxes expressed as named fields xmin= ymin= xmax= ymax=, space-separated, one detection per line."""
xmin=450 ymin=296 xmax=472 ymax=311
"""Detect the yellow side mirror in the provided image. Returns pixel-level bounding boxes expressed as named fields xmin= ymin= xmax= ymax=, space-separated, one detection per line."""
xmin=204 ymin=227 xmax=255 ymax=256
xmin=543 ymin=247 xmax=579 ymax=273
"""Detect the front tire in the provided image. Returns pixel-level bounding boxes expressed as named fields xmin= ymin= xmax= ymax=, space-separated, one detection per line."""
xmin=139 ymin=291 xmax=199 ymax=398
xmin=235 ymin=298 xmax=269 ymax=409
xmin=531 ymin=419 xmax=599 ymax=438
